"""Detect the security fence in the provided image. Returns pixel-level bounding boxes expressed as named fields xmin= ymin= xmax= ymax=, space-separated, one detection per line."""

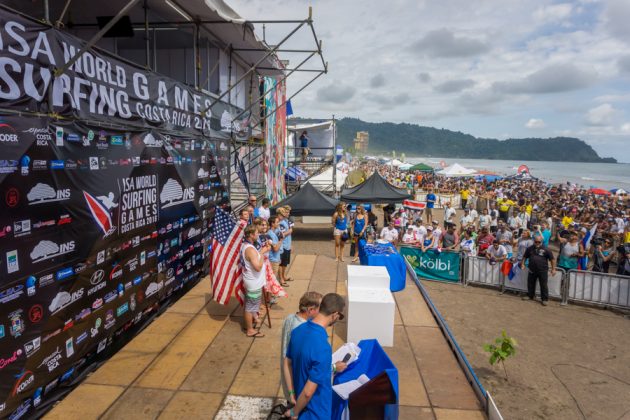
xmin=565 ymin=270 xmax=630 ymax=310
xmin=402 ymin=247 xmax=630 ymax=311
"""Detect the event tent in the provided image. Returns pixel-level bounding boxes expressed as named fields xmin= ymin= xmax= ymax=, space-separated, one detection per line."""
xmin=271 ymin=182 xmax=339 ymax=216
xmin=505 ymin=172 xmax=539 ymax=182
xmin=436 ymin=163 xmax=476 ymax=177
xmin=408 ymin=163 xmax=435 ymax=172
xmin=340 ymin=172 xmax=412 ymax=203
xmin=398 ymin=163 xmax=413 ymax=170
xmin=346 ymin=169 xmax=367 ymax=187
xmin=610 ymin=188 xmax=627 ymax=195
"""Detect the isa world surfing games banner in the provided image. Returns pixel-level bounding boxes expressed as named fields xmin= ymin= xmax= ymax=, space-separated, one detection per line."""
xmin=263 ymin=77 xmax=287 ymax=204
xmin=400 ymin=247 xmax=461 ymax=283
xmin=0 ymin=8 xmax=232 ymax=419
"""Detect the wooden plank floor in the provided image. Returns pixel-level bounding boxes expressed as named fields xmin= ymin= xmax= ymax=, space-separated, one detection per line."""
xmin=45 ymin=237 xmax=484 ymax=419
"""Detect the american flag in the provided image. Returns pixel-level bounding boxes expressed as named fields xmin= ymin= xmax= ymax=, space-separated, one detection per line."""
xmin=210 ymin=208 xmax=245 ymax=305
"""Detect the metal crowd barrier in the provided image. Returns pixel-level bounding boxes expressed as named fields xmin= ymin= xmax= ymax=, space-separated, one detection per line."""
xmin=414 ymin=192 xmax=461 ymax=209
xmin=565 ymin=270 xmax=630 ymax=310
xmin=463 ymin=255 xmax=565 ymax=300
xmin=463 ymin=255 xmax=503 ymax=287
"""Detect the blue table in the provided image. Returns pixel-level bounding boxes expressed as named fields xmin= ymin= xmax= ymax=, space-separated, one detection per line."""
xmin=332 ymin=339 xmax=399 ymax=420
xmin=358 ymin=241 xmax=406 ymax=292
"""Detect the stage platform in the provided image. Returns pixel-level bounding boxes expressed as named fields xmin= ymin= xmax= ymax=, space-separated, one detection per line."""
xmin=45 ymin=228 xmax=485 ymax=419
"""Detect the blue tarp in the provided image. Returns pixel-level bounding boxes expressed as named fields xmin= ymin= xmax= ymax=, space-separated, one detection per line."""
xmin=332 ymin=339 xmax=399 ymax=420
xmin=358 ymin=242 xmax=406 ymax=292
xmin=285 ymin=166 xmax=308 ymax=181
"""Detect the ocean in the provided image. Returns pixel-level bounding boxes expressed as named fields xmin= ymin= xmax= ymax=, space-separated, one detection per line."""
xmin=405 ymin=157 xmax=630 ymax=191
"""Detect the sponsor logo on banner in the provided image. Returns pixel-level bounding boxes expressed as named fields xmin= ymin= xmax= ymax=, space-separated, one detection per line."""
xmin=0 ymin=121 xmax=18 ymax=143
xmin=104 ymin=310 xmax=115 ymax=329
xmin=12 ymin=370 xmax=34 ymax=396
xmin=65 ymin=338 xmax=74 ymax=357
xmin=160 ymin=178 xmax=194 ymax=208
xmin=76 ymin=331 xmax=88 ymax=345
xmin=0 ymin=285 xmax=24 ymax=304
xmin=89 ymin=157 xmax=99 ymax=170
xmin=49 ymin=289 xmax=84 ymax=314
xmin=97 ymin=250 xmax=106 ymax=265
xmin=56 ymin=266 xmax=74 ymax=281
xmin=50 ymin=160 xmax=65 ymax=170
xmin=8 ymin=310 xmax=24 ymax=337
xmin=143 ymin=133 xmax=163 ymax=147
xmin=0 ymin=159 xmax=18 ymax=174
xmin=24 ymin=337 xmax=41 ymax=357
xmin=30 ymin=240 xmax=75 ymax=263
xmin=38 ymin=347 xmax=62 ymax=373
xmin=26 ymin=276 xmax=36 ymax=296
xmin=119 ymin=175 xmax=159 ymax=234
xmin=83 ymin=191 xmax=118 ymax=237
xmin=0 ymin=349 xmax=22 ymax=369
xmin=6 ymin=187 xmax=19 ymax=207
xmin=116 ymin=302 xmax=129 ymax=317
xmin=13 ymin=220 xmax=31 ymax=237
xmin=27 ymin=183 xmax=70 ymax=205
xmin=24 ymin=127 xmax=52 ymax=146
xmin=6 ymin=250 xmax=19 ymax=274
xmin=29 ymin=305 xmax=43 ymax=324
xmin=8 ymin=398 xmax=31 ymax=419
xmin=110 ymin=135 xmax=123 ymax=145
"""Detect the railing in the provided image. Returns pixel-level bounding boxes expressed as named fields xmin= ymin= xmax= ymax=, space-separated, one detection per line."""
xmin=415 ymin=191 xmax=462 ymax=209
xmin=405 ymin=249 xmax=629 ymax=311
xmin=286 ymin=146 xmax=336 ymax=194
xmin=565 ymin=270 xmax=630 ymax=309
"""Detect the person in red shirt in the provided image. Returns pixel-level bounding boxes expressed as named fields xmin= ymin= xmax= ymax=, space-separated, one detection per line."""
xmin=476 ymin=226 xmax=495 ymax=254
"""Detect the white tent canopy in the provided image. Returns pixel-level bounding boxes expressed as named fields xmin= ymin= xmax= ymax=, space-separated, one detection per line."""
xmin=387 ymin=159 xmax=404 ymax=167
xmin=437 ymin=163 xmax=476 ymax=177
xmin=287 ymin=121 xmax=335 ymax=157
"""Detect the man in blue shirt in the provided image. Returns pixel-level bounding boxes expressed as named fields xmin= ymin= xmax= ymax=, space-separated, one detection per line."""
xmin=425 ymin=188 xmax=436 ymax=224
xmin=284 ymin=293 xmax=346 ymax=419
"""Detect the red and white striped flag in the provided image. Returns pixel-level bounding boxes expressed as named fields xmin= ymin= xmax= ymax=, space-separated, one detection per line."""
xmin=210 ymin=208 xmax=245 ymax=305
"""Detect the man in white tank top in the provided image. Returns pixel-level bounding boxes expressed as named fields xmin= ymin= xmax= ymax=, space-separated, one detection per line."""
xmin=242 ymin=225 xmax=269 ymax=338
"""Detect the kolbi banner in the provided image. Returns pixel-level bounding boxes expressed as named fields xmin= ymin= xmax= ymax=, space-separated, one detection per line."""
xmin=399 ymin=247 xmax=461 ymax=283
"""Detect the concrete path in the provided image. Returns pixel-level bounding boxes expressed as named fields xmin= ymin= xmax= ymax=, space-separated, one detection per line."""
xmin=45 ymin=228 xmax=484 ymax=419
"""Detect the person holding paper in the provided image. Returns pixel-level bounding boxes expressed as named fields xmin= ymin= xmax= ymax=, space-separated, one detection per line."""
xmin=284 ymin=293 xmax=346 ymax=419
xmin=281 ymin=292 xmax=323 ymax=404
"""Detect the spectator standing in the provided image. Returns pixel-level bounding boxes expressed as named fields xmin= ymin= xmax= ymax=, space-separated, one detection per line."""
xmin=331 ymin=204 xmax=348 ymax=262
xmin=299 ymin=130 xmax=310 ymax=161
xmin=557 ymin=232 xmax=584 ymax=271
xmin=241 ymin=225 xmax=268 ymax=338
xmin=477 ymin=226 xmax=495 ymax=255
xmin=521 ymin=237 xmax=556 ymax=306
xmin=351 ymin=205 xmax=368 ymax=262
xmin=425 ymin=189 xmax=436 ymax=224
xmin=486 ymin=240 xmax=508 ymax=264
xmin=284 ymin=294 xmax=346 ymax=419
xmin=257 ymin=198 xmax=271 ymax=221
xmin=381 ymin=220 xmax=399 ymax=244
xmin=515 ymin=230 xmax=534 ymax=264
xmin=267 ymin=216 xmax=287 ymax=287
xmin=281 ymin=292 xmax=323 ymax=404
xmin=278 ymin=207 xmax=294 ymax=283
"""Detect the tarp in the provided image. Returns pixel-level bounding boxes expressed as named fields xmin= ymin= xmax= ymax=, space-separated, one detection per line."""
xmin=437 ymin=163 xmax=476 ymax=177
xmin=346 ymin=169 xmax=367 ymax=187
xmin=271 ymin=182 xmax=339 ymax=216
xmin=341 ymin=172 xmax=412 ymax=204
xmin=408 ymin=163 xmax=434 ymax=172
xmin=285 ymin=166 xmax=308 ymax=182
xmin=287 ymin=121 xmax=335 ymax=158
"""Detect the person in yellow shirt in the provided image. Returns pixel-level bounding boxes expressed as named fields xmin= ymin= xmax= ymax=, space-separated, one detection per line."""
xmin=498 ymin=197 xmax=514 ymax=222
xmin=561 ymin=215 xmax=573 ymax=229
xmin=460 ymin=188 xmax=470 ymax=210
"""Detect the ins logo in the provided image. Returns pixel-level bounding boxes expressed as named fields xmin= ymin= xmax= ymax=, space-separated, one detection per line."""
xmin=27 ymin=183 xmax=71 ymax=205
xmin=83 ymin=191 xmax=118 ymax=237
xmin=30 ymin=240 xmax=75 ymax=263
xmin=160 ymin=179 xmax=194 ymax=209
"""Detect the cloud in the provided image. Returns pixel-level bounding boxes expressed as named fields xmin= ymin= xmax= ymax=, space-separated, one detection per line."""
xmin=533 ymin=3 xmax=573 ymax=23
xmin=493 ymin=63 xmax=596 ymax=94
xmin=434 ymin=79 xmax=476 ymax=93
xmin=417 ymin=73 xmax=431 ymax=83
xmin=604 ymin=0 xmax=630 ymax=43
xmin=621 ymin=123 xmax=630 ymax=133
xmin=410 ymin=28 xmax=490 ymax=58
xmin=316 ymin=83 xmax=356 ymax=104
xmin=525 ymin=118 xmax=546 ymax=129
xmin=618 ymin=55 xmax=630 ymax=75
xmin=585 ymin=103 xmax=616 ymax=126
xmin=369 ymin=73 xmax=386 ymax=88
xmin=370 ymin=92 xmax=411 ymax=107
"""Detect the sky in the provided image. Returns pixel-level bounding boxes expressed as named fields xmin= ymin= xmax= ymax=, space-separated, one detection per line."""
xmin=228 ymin=0 xmax=630 ymax=162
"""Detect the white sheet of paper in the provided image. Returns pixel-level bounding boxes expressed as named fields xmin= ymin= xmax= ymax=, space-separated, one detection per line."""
xmin=332 ymin=342 xmax=361 ymax=366
xmin=332 ymin=374 xmax=370 ymax=400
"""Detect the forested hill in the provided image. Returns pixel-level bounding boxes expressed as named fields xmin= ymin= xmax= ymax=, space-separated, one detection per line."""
xmin=297 ymin=117 xmax=616 ymax=163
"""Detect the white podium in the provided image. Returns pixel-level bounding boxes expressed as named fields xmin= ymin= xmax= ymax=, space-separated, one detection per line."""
xmin=346 ymin=266 xmax=395 ymax=347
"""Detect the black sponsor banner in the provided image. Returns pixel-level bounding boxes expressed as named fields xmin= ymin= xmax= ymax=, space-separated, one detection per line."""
xmin=0 ymin=113 xmax=229 ymax=417
xmin=0 ymin=8 xmax=247 ymax=137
